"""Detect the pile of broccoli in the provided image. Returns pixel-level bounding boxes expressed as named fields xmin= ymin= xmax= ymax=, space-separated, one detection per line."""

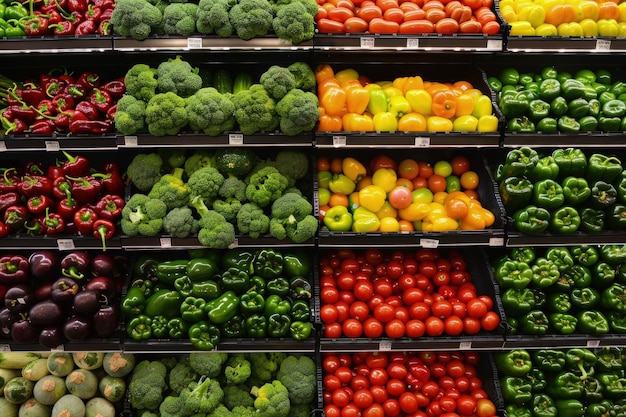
xmin=129 ymin=353 xmax=315 ymax=417
xmin=123 ymin=149 xmax=317 ymax=246
xmin=111 ymin=0 xmax=316 ymax=43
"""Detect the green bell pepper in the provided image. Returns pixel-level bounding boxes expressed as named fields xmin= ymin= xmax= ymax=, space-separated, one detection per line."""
xmin=598 ymin=374 xmax=626 ymax=398
xmin=533 ymin=393 xmax=557 ymax=417
xmin=502 ymin=288 xmax=535 ymax=317
xmin=289 ymin=321 xmax=312 ymax=341
xmin=558 ymin=116 xmax=581 ymax=133
xmin=186 ymin=257 xmax=219 ymax=282
xmin=567 ymin=98 xmax=590 ymax=119
xmin=502 ymin=147 xmax=540 ymax=177
xmin=551 ymin=96 xmax=569 ymax=117
xmin=500 ymin=68 xmax=520 ymax=86
xmin=508 ymin=116 xmax=536 ymax=132
xmin=532 ymin=288 xmax=547 ymax=309
xmin=221 ymin=248 xmax=254 ymax=271
xmin=290 ymin=299 xmax=310 ymax=321
xmin=494 ymin=349 xmax=533 ymax=376
xmin=513 ymin=205 xmax=551 ymax=234
xmin=599 ymin=115 xmax=622 ymax=131
xmin=539 ymin=78 xmax=562 ymax=101
xmin=608 ymin=311 xmax=626 ymax=333
xmin=533 ymin=179 xmax=564 ymax=209
xmin=546 ymin=246 xmax=574 ymax=272
xmin=603 ymin=99 xmax=626 ymax=117
xmin=130 ymin=278 xmax=154 ymax=298
xmin=511 ymin=247 xmax=536 ymax=263
xmin=4 ymin=2 xmax=28 ymax=20
xmin=221 ymin=267 xmax=251 ymax=294
xmin=174 ymin=275 xmax=194 ymax=297
xmin=548 ymin=293 xmax=572 ymax=314
xmin=587 ymin=400 xmax=618 ymax=417
xmin=188 ymin=320 xmax=221 ymax=350
xmin=519 ymin=73 xmax=534 ymax=86
xmin=533 ymin=349 xmax=566 ymax=371
xmin=587 ymin=154 xmax=623 ymax=183
xmin=531 ymin=258 xmax=560 ymax=288
xmin=289 ymin=276 xmax=312 ymax=299
xmin=580 ymin=207 xmax=605 ymax=233
xmin=566 ymin=348 xmax=598 ymax=380
xmin=121 ymin=287 xmax=146 ymax=317
xmin=537 ymin=117 xmax=558 ymax=133
xmin=571 ymin=287 xmax=600 ymax=309
xmin=126 ymin=314 xmax=152 ymax=341
xmin=552 ymin=148 xmax=587 ymax=179
xmin=245 ymin=314 xmax=267 ymax=337
xmin=283 ymin=251 xmax=311 ymax=278
xmin=249 ymin=275 xmax=266 ymax=296
xmin=526 ymin=367 xmax=547 ymax=392
xmin=266 ymin=277 xmax=290 ymax=298
xmin=549 ymin=313 xmax=578 ymax=335
xmin=191 ymin=280 xmax=222 ymax=300
xmin=610 ymin=80 xmax=626 ymax=97
xmin=530 ymin=99 xmax=551 ymax=120
xmin=570 ymin=245 xmax=599 ymax=266
xmin=562 ymin=79 xmax=587 ymax=100
xmin=150 ymin=315 xmax=169 ymax=338
xmin=501 ymin=376 xmax=533 ymax=404
xmin=519 ymin=310 xmax=549 ymax=334
xmin=607 ymin=204 xmax=626 ymax=230
xmin=550 ymin=205 xmax=581 ymax=234
xmin=600 ymin=283 xmax=626 ymax=313
xmin=506 ymin=405 xmax=532 ymax=417
xmin=619 ymin=176 xmax=626 ymax=204
xmin=180 ymin=296 xmax=207 ymax=322
xmin=167 ymin=317 xmax=190 ymax=339
xmin=267 ymin=313 xmax=291 ymax=338
xmin=561 ymin=177 xmax=591 ymax=206
xmin=221 ymin=314 xmax=246 ymax=338
xmin=251 ymin=249 xmax=284 ymax=279
xmin=579 ymin=115 xmax=598 ymax=132
xmin=488 ymin=76 xmax=503 ymax=93
xmin=133 ymin=255 xmax=159 ymax=282
xmin=546 ymin=371 xmax=584 ymax=399
xmin=205 ymin=291 xmax=240 ymax=324
xmin=563 ymin=264 xmax=592 ymax=288
xmin=145 ymin=289 xmax=183 ymax=319
xmin=600 ymin=244 xmax=626 ymax=264
xmin=494 ymin=259 xmax=533 ymax=289
xmin=240 ymin=291 xmax=265 ymax=315
xmin=589 ymin=98 xmax=602 ymax=116
xmin=582 ymin=377 xmax=604 ymax=403
xmin=264 ymin=294 xmax=291 ymax=316
xmin=591 ymin=261 xmax=616 ymax=289
xmin=528 ymin=156 xmax=560 ymax=183
xmin=499 ymin=176 xmax=534 ymax=212
xmin=555 ymin=399 xmax=584 ymax=417
xmin=596 ymin=347 xmax=623 ymax=372
xmin=156 ymin=259 xmax=188 ymax=285
xmin=577 ymin=310 xmax=610 ymax=334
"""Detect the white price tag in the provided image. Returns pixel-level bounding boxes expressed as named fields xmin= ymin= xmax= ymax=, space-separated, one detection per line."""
xmin=45 ymin=141 xmax=60 ymax=152
xmin=228 ymin=238 xmax=239 ymax=249
xmin=489 ymin=237 xmax=504 ymax=247
xmin=406 ymin=38 xmax=420 ymax=49
xmin=124 ymin=136 xmax=138 ymax=147
xmin=332 ymin=136 xmax=347 ymax=147
xmin=0 ymin=141 xmax=6 ymax=152
xmin=229 ymin=133 xmax=244 ymax=145
xmin=360 ymin=37 xmax=375 ymax=49
xmin=487 ymin=40 xmax=503 ymax=50
xmin=459 ymin=342 xmax=472 ymax=350
xmin=379 ymin=340 xmax=392 ymax=351
xmin=420 ymin=238 xmax=439 ymax=248
xmin=587 ymin=340 xmax=600 ymax=348
xmin=278 ymin=38 xmax=293 ymax=46
xmin=596 ymin=39 xmax=611 ymax=51
xmin=0 ymin=344 xmax=10 ymax=352
xmin=187 ymin=37 xmax=203 ymax=49
xmin=160 ymin=237 xmax=172 ymax=248
xmin=51 ymin=345 xmax=65 ymax=352
xmin=414 ymin=137 xmax=430 ymax=147
xmin=57 ymin=239 xmax=75 ymax=251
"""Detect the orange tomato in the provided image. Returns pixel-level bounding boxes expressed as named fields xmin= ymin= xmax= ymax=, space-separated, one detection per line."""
xmin=464 ymin=189 xmax=479 ymax=200
xmin=336 ymin=0 xmax=356 ymax=8
xmin=369 ymin=17 xmax=401 ymax=32
xmin=398 ymin=220 xmax=415 ymax=232
xmin=435 ymin=17 xmax=460 ymax=33
xmin=428 ymin=174 xmax=447 ymax=193
xmin=318 ymin=114 xmax=343 ymax=131
xmin=329 ymin=192 xmax=349 ymax=207
xmin=370 ymin=155 xmax=397 ymax=172
xmin=328 ymin=6 xmax=355 ymax=22
xmin=481 ymin=20 xmax=500 ymax=34
xmin=330 ymin=157 xmax=344 ymax=174
xmin=412 ymin=176 xmax=428 ymax=189
xmin=345 ymin=16 xmax=369 ymax=32
xmin=418 ymin=161 xmax=434 ymax=178
xmin=400 ymin=1 xmax=421 ymax=12
xmin=388 ymin=185 xmax=413 ymax=209
xmin=474 ymin=6 xmax=495 ymax=24
xmin=445 ymin=196 xmax=469 ymax=219
xmin=316 ymin=6 xmax=328 ymax=21
xmin=357 ymin=175 xmax=373 ymax=190
xmin=384 ymin=7 xmax=406 ymax=22
xmin=460 ymin=19 xmax=482 ymax=33
xmin=399 ymin=19 xmax=435 ymax=32
xmin=398 ymin=158 xmax=420 ymax=180
xmin=460 ymin=170 xmax=479 ymax=190
xmin=318 ymin=156 xmax=331 ymax=172
xmin=316 ymin=18 xmax=346 ymax=33
xmin=461 ymin=0 xmax=482 ymax=10
xmin=450 ymin=5 xmax=472 ymax=22
xmin=402 ymin=8 xmax=427 ymax=20
xmin=423 ymin=0 xmax=444 ymax=10
xmin=357 ymin=4 xmax=384 ymax=21
xmin=444 ymin=0 xmax=463 ymax=15
xmin=396 ymin=177 xmax=414 ymax=190
xmin=376 ymin=0 xmax=400 ymax=10
xmin=426 ymin=7 xmax=447 ymax=22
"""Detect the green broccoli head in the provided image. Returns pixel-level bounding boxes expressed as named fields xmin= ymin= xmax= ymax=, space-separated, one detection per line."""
xmin=188 ymin=166 xmax=226 ymax=203
xmin=145 ymin=91 xmax=189 ymax=136
xmin=124 ymin=64 xmax=158 ymax=103
xmin=189 ymin=352 xmax=228 ymax=379
xmin=148 ymin=167 xmax=191 ymax=210
xmin=224 ymin=354 xmax=252 ymax=385
xmin=213 ymin=197 xmax=242 ymax=222
xmin=207 ymin=403 xmax=234 ymax=417
xmin=260 ymin=65 xmax=297 ymax=100
xmin=163 ymin=206 xmax=199 ymax=238
xmin=110 ymin=0 xmax=163 ymax=40
xmin=185 ymin=87 xmax=236 ymax=136
xmin=272 ymin=1 xmax=315 ymax=45
xmin=159 ymin=148 xmax=187 ymax=170
xmin=128 ymin=360 xmax=168 ymax=411
xmin=163 ymin=3 xmax=199 ymax=36
xmin=236 ymin=202 xmax=270 ymax=238
xmin=197 ymin=0 xmax=235 ymax=37
xmin=232 ymin=84 xmax=278 ymax=135
xmin=251 ymin=380 xmax=291 ymax=417
xmin=121 ymin=193 xmax=167 ymax=236
xmin=219 ymin=176 xmax=247 ymax=201
xmin=179 ymin=376 xmax=224 ymax=415
xmin=275 ymin=89 xmax=320 ymax=136
xmin=126 ymin=152 xmax=163 ymax=192
xmin=269 ymin=213 xmax=317 ymax=243
xmin=271 ymin=192 xmax=313 ymax=220
xmin=159 ymin=395 xmax=182 ymax=417
xmin=274 ymin=151 xmax=310 ymax=186
xmin=231 ymin=405 xmax=255 ymax=417
xmin=114 ymin=95 xmax=147 ymax=135
xmin=277 ymin=355 xmax=316 ymax=405
xmin=185 ymin=151 xmax=216 ymax=176
xmin=168 ymin=362 xmax=198 ymax=395
xmin=247 ymin=352 xmax=286 ymax=384
xmin=245 ymin=166 xmax=289 ymax=207
xmin=223 ymin=385 xmax=255 ymax=410
xmin=197 ymin=210 xmax=236 ymax=249
xmin=157 ymin=56 xmax=203 ymax=98
xmin=287 ymin=62 xmax=316 ymax=91
xmin=288 ymin=403 xmax=313 ymax=417
xmin=229 ymin=0 xmax=274 ymax=40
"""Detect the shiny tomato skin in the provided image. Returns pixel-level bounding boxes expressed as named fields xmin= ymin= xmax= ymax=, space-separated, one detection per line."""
xmin=370 ymin=385 xmax=389 ymax=403
xmin=365 ymin=249 xmax=383 ymax=265
xmin=325 ymin=322 xmax=343 ymax=337
xmin=383 ymin=398 xmax=401 ymax=417
xmin=350 ymin=374 xmax=371 ymax=391
xmin=399 ymin=391 xmax=419 ymax=413
xmin=337 ymin=272 xmax=356 ymax=291
xmin=385 ymin=318 xmax=406 ymax=338
xmin=405 ymin=319 xmax=426 ymax=338
xmin=363 ymin=317 xmax=385 ymax=338
xmin=481 ymin=311 xmax=501 ymax=331
xmin=466 ymin=298 xmax=488 ymax=319
xmin=321 ymin=286 xmax=340 ymax=304
xmin=456 ymin=394 xmax=477 ymax=415
xmin=387 ymin=362 xmax=408 ymax=380
xmin=343 ymin=318 xmax=364 ymax=338
xmin=340 ymin=403 xmax=361 ymax=417
xmin=403 ymin=288 xmax=425 ymax=305
xmin=324 ymin=404 xmax=341 ymax=417
xmin=373 ymin=278 xmax=394 ymax=298
xmin=325 ymin=375 xmax=342 ymax=392
xmin=335 ymin=301 xmax=350 ymax=322
xmin=323 ymin=355 xmax=341 ymax=373
xmin=403 ymin=258 xmax=419 ymax=274
xmin=368 ymin=368 xmax=389 ymax=386
xmin=321 ymin=304 xmax=339 ymax=323
xmin=463 ymin=317 xmax=482 ymax=335
xmin=354 ymin=280 xmax=375 ymax=301
xmin=353 ymin=388 xmax=374 ymax=409
xmin=419 ymin=260 xmax=437 ymax=277
xmin=424 ymin=316 xmax=445 ymax=336
xmin=331 ymin=388 xmax=351 ymax=408
xmin=349 ymin=301 xmax=369 ymax=321
xmin=373 ymin=303 xmax=396 ymax=323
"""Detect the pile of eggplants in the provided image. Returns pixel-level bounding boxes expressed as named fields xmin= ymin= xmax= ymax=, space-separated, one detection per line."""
xmin=0 ymin=250 xmax=128 ymax=348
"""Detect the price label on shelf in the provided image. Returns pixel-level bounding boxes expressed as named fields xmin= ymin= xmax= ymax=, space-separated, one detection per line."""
xmin=414 ymin=137 xmax=430 ymax=147
xmin=595 ymin=40 xmax=611 ymax=51
xmin=332 ymin=136 xmax=347 ymax=147
xmin=360 ymin=37 xmax=375 ymax=49
xmin=45 ymin=141 xmax=60 ymax=152
xmin=489 ymin=237 xmax=504 ymax=247
xmin=278 ymin=38 xmax=293 ymax=46
xmin=420 ymin=238 xmax=439 ymax=248
xmin=0 ymin=344 xmax=10 ymax=352
xmin=160 ymin=237 xmax=172 ymax=248
xmin=57 ymin=239 xmax=75 ymax=251
xmin=406 ymin=38 xmax=420 ymax=49
xmin=587 ymin=340 xmax=600 ymax=348
xmin=229 ymin=133 xmax=244 ymax=145
xmin=459 ymin=342 xmax=472 ymax=350
xmin=124 ymin=136 xmax=138 ymax=147
xmin=187 ymin=38 xmax=203 ymax=49
xmin=0 ymin=141 xmax=6 ymax=152
xmin=487 ymin=40 xmax=503 ymax=50
xmin=51 ymin=345 xmax=65 ymax=352
xmin=229 ymin=238 xmax=239 ymax=249
xmin=379 ymin=340 xmax=392 ymax=351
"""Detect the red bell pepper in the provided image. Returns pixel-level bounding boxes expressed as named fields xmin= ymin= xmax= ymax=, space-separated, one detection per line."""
xmin=77 ymin=71 xmax=100 ymax=91
xmin=43 ymin=207 xmax=65 ymax=235
xmin=101 ymin=80 xmax=125 ymax=99
xmin=52 ymin=94 xmax=75 ymax=112
xmin=74 ymin=101 xmax=99 ymax=120
xmin=24 ymin=15 xmax=50 ymax=36
xmin=3 ymin=206 xmax=28 ymax=231
xmin=53 ymin=176 xmax=72 ymax=200
xmin=4 ymin=105 xmax=37 ymax=124
xmin=74 ymin=206 xmax=98 ymax=236
xmin=0 ymin=192 xmax=20 ymax=212
xmin=1 ymin=117 xmax=28 ymax=135
xmin=89 ymin=88 xmax=112 ymax=113
xmin=61 ymin=151 xmax=91 ymax=177
xmin=94 ymin=0 xmax=114 ymax=9
xmin=64 ymin=83 xmax=85 ymax=98
xmin=97 ymin=19 xmax=110 ymax=35
xmin=68 ymin=0 xmax=87 ymax=14
xmin=0 ymin=255 xmax=29 ymax=285
xmin=49 ymin=21 xmax=75 ymax=36
xmin=0 ymin=221 xmax=10 ymax=238
xmin=30 ymin=119 xmax=55 ymax=135
xmin=25 ymin=161 xmax=44 ymax=175
xmin=93 ymin=219 xmax=114 ymax=252
xmin=24 ymin=217 xmax=45 ymax=235
xmin=27 ymin=195 xmax=54 ymax=215
xmin=95 ymin=194 xmax=124 ymax=221
xmin=69 ymin=119 xmax=113 ymax=134
xmin=105 ymin=104 xmax=116 ymax=121
xmin=47 ymin=164 xmax=66 ymax=180
xmin=56 ymin=189 xmax=79 ymax=220
xmin=66 ymin=175 xmax=102 ymax=204
xmin=45 ymin=78 xmax=63 ymax=97
xmin=85 ymin=4 xmax=102 ymax=21
xmin=0 ymin=168 xmax=18 ymax=193
xmin=20 ymin=83 xmax=46 ymax=106
xmin=92 ymin=171 xmax=124 ymax=195
xmin=17 ymin=175 xmax=53 ymax=197
xmin=36 ymin=100 xmax=57 ymax=117
xmin=75 ymin=19 xmax=96 ymax=35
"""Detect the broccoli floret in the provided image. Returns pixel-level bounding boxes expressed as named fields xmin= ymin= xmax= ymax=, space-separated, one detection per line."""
xmin=185 ymin=87 xmax=236 ymax=136
xmin=273 ymin=150 xmax=309 ymax=187
xmin=128 ymin=360 xmax=168 ymax=411
xmin=223 ymin=385 xmax=255 ymax=409
xmin=124 ymin=64 xmax=158 ymax=102
xmin=231 ymin=405 xmax=255 ymax=417
xmin=219 ymin=176 xmax=247 ymax=201
xmin=145 ymin=91 xmax=189 ymax=136
xmin=224 ymin=354 xmax=251 ymax=385
xmin=188 ymin=166 xmax=225 ymax=203
xmin=213 ymin=198 xmax=242 ymax=222
xmin=236 ymin=202 xmax=270 ymax=238
xmin=179 ymin=376 xmax=224 ymax=415
xmin=163 ymin=206 xmax=199 ymax=238
xmin=273 ymin=0 xmax=318 ymax=14
xmin=275 ymin=88 xmax=320 ymax=136
xmin=288 ymin=403 xmax=312 ymax=417
xmin=277 ymin=355 xmax=316 ymax=405
xmin=169 ymin=362 xmax=198 ymax=395
xmin=140 ymin=412 xmax=158 ymax=417
xmin=185 ymin=151 xmax=216 ymax=176
xmin=163 ymin=3 xmax=199 ymax=36
xmin=159 ymin=395 xmax=182 ymax=417
xmin=269 ymin=192 xmax=317 ymax=243
xmin=110 ymin=0 xmax=163 ymax=40
xmin=247 ymin=352 xmax=286 ymax=384
xmin=260 ymin=65 xmax=297 ymax=100
xmin=251 ymin=380 xmax=290 ymax=417
xmin=121 ymin=193 xmax=167 ymax=236
xmin=207 ymin=404 xmax=234 ymax=417
xmin=245 ymin=166 xmax=289 ymax=207
xmin=197 ymin=209 xmax=236 ymax=249
xmin=287 ymin=61 xmax=316 ymax=91
xmin=114 ymin=95 xmax=147 ymax=135
xmin=126 ymin=152 xmax=163 ymax=192
xmin=197 ymin=0 xmax=235 ymax=36
xmin=159 ymin=148 xmax=187 ymax=170
xmin=161 ymin=356 xmax=180 ymax=370
xmin=148 ymin=167 xmax=191 ymax=209
xmin=272 ymin=1 xmax=314 ymax=45
xmin=229 ymin=0 xmax=274 ymax=40
xmin=232 ymin=84 xmax=278 ymax=135
xmin=157 ymin=56 xmax=203 ymax=98
xmin=189 ymin=352 xmax=228 ymax=378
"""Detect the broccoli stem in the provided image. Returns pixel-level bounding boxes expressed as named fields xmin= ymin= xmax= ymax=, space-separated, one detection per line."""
xmin=172 ymin=167 xmax=185 ymax=180
xmin=191 ymin=195 xmax=210 ymax=218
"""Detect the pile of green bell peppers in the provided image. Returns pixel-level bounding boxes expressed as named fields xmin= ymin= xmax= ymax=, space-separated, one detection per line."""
xmin=495 ymin=245 xmax=626 ymax=336
xmin=498 ymin=347 xmax=626 ymax=417
xmin=495 ymin=147 xmax=626 ymax=235
xmin=121 ymin=248 xmax=313 ymax=349
xmin=490 ymin=66 xmax=626 ymax=134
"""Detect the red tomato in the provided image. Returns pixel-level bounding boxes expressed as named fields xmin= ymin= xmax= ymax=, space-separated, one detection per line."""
xmin=349 ymin=301 xmax=370 ymax=320
xmin=323 ymin=355 xmax=341 ymax=373
xmin=455 ymin=375 xmax=471 ymax=392
xmin=365 ymin=249 xmax=384 ymax=265
xmin=321 ymin=286 xmax=340 ymax=304
xmin=478 ymin=295 xmax=494 ymax=310
xmin=399 ymin=391 xmax=419 ymax=413
xmin=394 ymin=306 xmax=409 ymax=322
xmin=387 ymin=378 xmax=406 ymax=397
xmin=451 ymin=301 xmax=467 ymax=318
xmin=373 ymin=278 xmax=394 ymax=298
xmin=446 ymin=359 xmax=466 ymax=378
xmin=424 ymin=316 xmax=445 ymax=336
xmin=444 ymin=315 xmax=464 ymax=336
xmin=335 ymin=366 xmax=354 ymax=383
xmin=321 ymin=304 xmax=339 ymax=323
xmin=463 ymin=317 xmax=481 ymax=335
xmin=456 ymin=394 xmax=477 ymax=415
xmin=429 ymin=362 xmax=447 ymax=379
xmin=438 ymin=375 xmax=456 ymax=391
xmin=476 ymin=398 xmax=497 ymax=417
xmin=369 ymin=368 xmax=389 ymax=386
xmin=387 ymin=362 xmax=408 ymax=380
xmin=363 ymin=317 xmax=385 ymax=338
xmin=419 ymin=261 xmax=437 ymax=277
xmin=363 ymin=403 xmax=385 ymax=417
xmin=366 ymin=352 xmax=389 ymax=369
xmin=421 ymin=380 xmax=440 ymax=398
xmin=370 ymin=385 xmax=389 ymax=403
xmin=341 ymin=403 xmax=361 ymax=417
xmin=481 ymin=311 xmax=501 ymax=331
xmin=367 ymin=294 xmax=385 ymax=311
xmin=325 ymin=322 xmax=343 ymax=337
xmin=405 ymin=319 xmax=426 ymax=338
xmin=383 ymin=399 xmax=402 ymax=417
xmin=439 ymin=396 xmax=457 ymax=413
xmin=353 ymin=388 xmax=374 ymax=409
xmin=373 ymin=303 xmax=395 ymax=323
xmin=386 ymin=318 xmax=406 ymax=338
xmin=343 ymin=318 xmax=364 ymax=337
xmin=325 ymin=375 xmax=343 ymax=392
xmin=450 ymin=270 xmax=468 ymax=286
xmin=339 ymin=291 xmax=356 ymax=305
xmin=466 ymin=298 xmax=488 ymax=319
xmin=354 ymin=280 xmax=375 ymax=301
xmin=335 ymin=301 xmax=350 ymax=322
xmin=337 ymin=272 xmax=356 ymax=291
xmin=404 ymin=288 xmax=425 ymax=305
xmin=332 ymin=388 xmax=351 ymax=408
xmin=431 ymin=300 xmax=453 ymax=319
xmin=324 ymin=404 xmax=341 ymax=417
xmin=351 ymin=374 xmax=371 ymax=391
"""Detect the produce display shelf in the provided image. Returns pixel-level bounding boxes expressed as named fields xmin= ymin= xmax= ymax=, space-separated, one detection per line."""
xmin=1 ymin=135 xmax=119 ymax=151
xmin=0 ymin=235 xmax=122 ymax=251
xmin=112 ymin=35 xmax=313 ymax=51
xmin=501 ymin=132 xmax=626 ymax=148
xmin=121 ymin=337 xmax=316 ymax=353
xmin=502 ymin=334 xmax=626 ymax=349
xmin=120 ymin=235 xmax=315 ymax=250
xmin=318 ymin=335 xmax=506 ymax=352
xmin=505 ymin=231 xmax=626 ymax=247
xmin=317 ymin=230 xmax=506 ymax=247
xmin=0 ymin=36 xmax=114 ymax=53
xmin=505 ymin=36 xmax=626 ymax=52
xmin=314 ymin=33 xmax=504 ymax=52
xmin=0 ymin=338 xmax=123 ymax=352
xmin=116 ymin=132 xmax=314 ymax=148
xmin=314 ymin=132 xmax=502 ymax=148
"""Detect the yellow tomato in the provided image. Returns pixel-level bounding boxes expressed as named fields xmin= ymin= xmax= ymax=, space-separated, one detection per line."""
xmin=379 ymin=217 xmax=400 ymax=232
xmin=453 ymin=115 xmax=479 ymax=132
xmin=398 ymin=203 xmax=430 ymax=222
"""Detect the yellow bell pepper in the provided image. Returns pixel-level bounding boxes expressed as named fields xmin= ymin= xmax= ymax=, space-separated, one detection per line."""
xmin=388 ymin=96 xmax=412 ymax=118
xmin=348 ymin=192 xmax=360 ymax=213
xmin=398 ymin=112 xmax=427 ymax=132
xmin=455 ymin=94 xmax=475 ymax=117
xmin=427 ymin=116 xmax=454 ymax=132
xmin=379 ymin=217 xmax=400 ymax=232
xmin=577 ymin=0 xmax=599 ymax=21
xmin=329 ymin=173 xmax=356 ymax=195
xmin=453 ymin=115 xmax=479 ymax=132
xmin=500 ymin=4 xmax=518 ymax=23
xmin=342 ymin=113 xmax=374 ymax=132
xmin=535 ymin=23 xmax=558 ymax=36
xmin=423 ymin=216 xmax=461 ymax=232
xmin=342 ymin=157 xmax=367 ymax=183
xmin=383 ymin=86 xmax=404 ymax=98
xmin=318 ymin=188 xmax=331 ymax=206
xmin=334 ymin=68 xmax=359 ymax=84
xmin=557 ymin=22 xmax=584 ymax=36
xmin=366 ymin=86 xmax=389 ymax=115
xmin=619 ymin=22 xmax=626 ymax=37
xmin=345 ymin=86 xmax=370 ymax=114
xmin=517 ymin=4 xmax=546 ymax=28
xmin=352 ymin=207 xmax=381 ymax=232
xmin=580 ymin=18 xmax=599 ymax=36
xmin=321 ymin=86 xmax=347 ymax=117
xmin=619 ymin=2 xmax=626 ymax=22
xmin=509 ymin=21 xmax=536 ymax=36
xmin=598 ymin=19 xmax=619 ymax=37
xmin=471 ymin=95 xmax=493 ymax=119
xmin=477 ymin=115 xmax=499 ymax=132
xmin=372 ymin=168 xmax=398 ymax=193
xmin=513 ymin=0 xmax=533 ymax=13
xmin=376 ymin=201 xmax=398 ymax=220
xmin=405 ymin=89 xmax=432 ymax=116
xmin=373 ymin=112 xmax=398 ymax=132
xmin=398 ymin=202 xmax=429 ymax=221
xmin=359 ymin=184 xmax=387 ymax=212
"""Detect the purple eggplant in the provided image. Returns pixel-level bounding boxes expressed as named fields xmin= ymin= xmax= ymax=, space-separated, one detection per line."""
xmin=39 ymin=326 xmax=64 ymax=349
xmin=63 ymin=315 xmax=92 ymax=341
xmin=29 ymin=300 xmax=65 ymax=326
xmin=11 ymin=317 xmax=39 ymax=343
xmin=73 ymin=290 xmax=101 ymax=316
xmin=51 ymin=277 xmax=79 ymax=304
xmin=60 ymin=251 xmax=91 ymax=280
xmin=92 ymin=304 xmax=119 ymax=338
xmin=28 ymin=251 xmax=59 ymax=282
xmin=5 ymin=285 xmax=34 ymax=313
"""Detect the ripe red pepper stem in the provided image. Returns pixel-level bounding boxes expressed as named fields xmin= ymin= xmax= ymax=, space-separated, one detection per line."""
xmin=93 ymin=219 xmax=114 ymax=252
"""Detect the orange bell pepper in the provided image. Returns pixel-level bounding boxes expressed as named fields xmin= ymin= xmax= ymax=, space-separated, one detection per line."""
xmin=405 ymin=89 xmax=432 ymax=116
xmin=342 ymin=157 xmax=368 ymax=182
xmin=398 ymin=112 xmax=427 ymax=132
xmin=318 ymin=113 xmax=343 ymax=131
xmin=454 ymin=94 xmax=475 ymax=117
xmin=345 ymin=86 xmax=371 ymax=114
xmin=321 ymin=86 xmax=348 ymax=117
xmin=431 ymin=88 xmax=457 ymax=119
xmin=315 ymin=64 xmax=335 ymax=84
xmin=343 ymin=113 xmax=374 ymax=132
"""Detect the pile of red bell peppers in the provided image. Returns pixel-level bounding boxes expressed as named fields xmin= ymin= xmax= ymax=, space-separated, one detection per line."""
xmin=0 ymin=152 xmax=125 ymax=249
xmin=1 ymin=69 xmax=124 ymax=136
